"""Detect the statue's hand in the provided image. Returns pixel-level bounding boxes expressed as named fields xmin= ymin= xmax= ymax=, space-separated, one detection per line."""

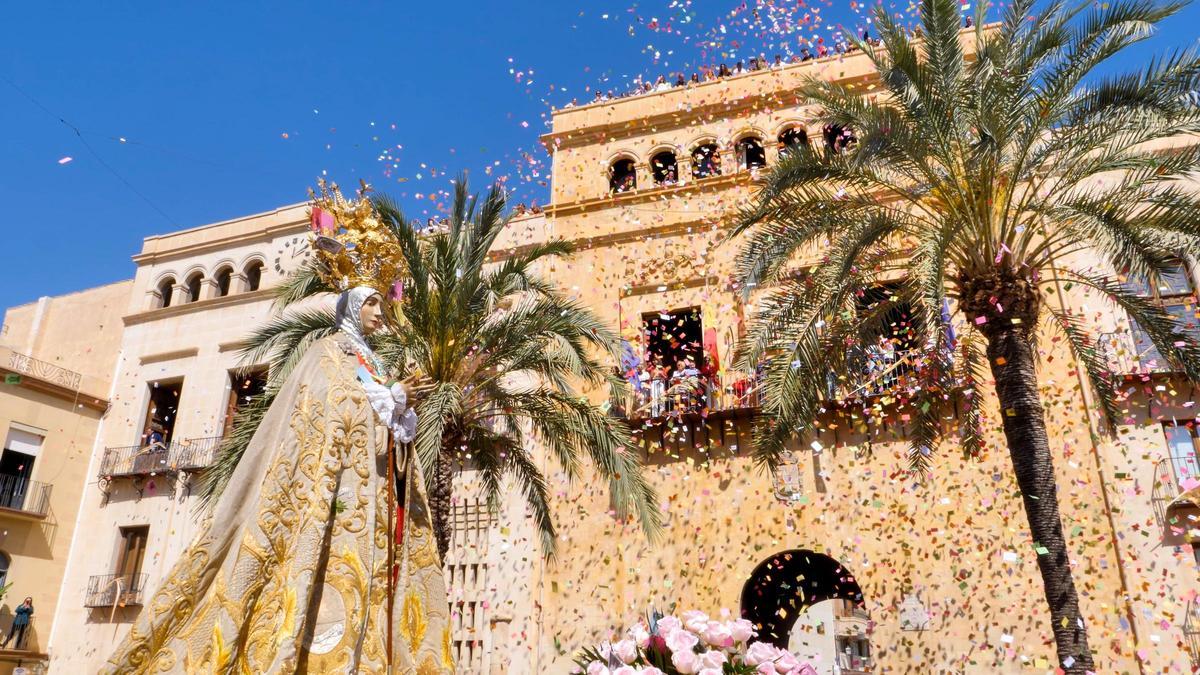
xmin=398 ymin=373 xmax=436 ymax=406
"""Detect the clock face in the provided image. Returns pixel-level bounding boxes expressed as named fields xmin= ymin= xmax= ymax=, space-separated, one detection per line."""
xmin=273 ymin=235 xmax=311 ymax=275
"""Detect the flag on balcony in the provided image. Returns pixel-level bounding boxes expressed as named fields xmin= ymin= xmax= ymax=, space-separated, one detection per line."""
xmin=703 ymin=327 xmax=721 ymax=378
xmin=619 ymin=340 xmax=642 ymax=391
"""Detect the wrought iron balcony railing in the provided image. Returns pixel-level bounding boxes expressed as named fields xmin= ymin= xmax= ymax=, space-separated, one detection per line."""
xmin=0 ymin=616 xmax=36 ymax=651
xmin=836 ymin=653 xmax=874 ymax=672
xmin=831 ymin=347 xmax=928 ymax=400
xmin=1097 ymin=331 xmax=1178 ymax=376
xmin=1152 ymin=455 xmax=1200 ymax=537
xmin=612 ymin=347 xmax=941 ymax=422
xmin=4 ymin=348 xmax=82 ymax=390
xmin=99 ymin=443 xmax=172 ymax=479
xmin=84 ymin=573 xmax=149 ymax=608
xmin=0 ymin=474 xmax=52 ymax=517
xmin=99 ymin=436 xmax=225 ymax=479
xmin=612 ymin=370 xmax=761 ymax=421
xmin=1185 ymin=597 xmax=1200 ymax=669
xmin=171 ymin=436 xmax=223 ymax=471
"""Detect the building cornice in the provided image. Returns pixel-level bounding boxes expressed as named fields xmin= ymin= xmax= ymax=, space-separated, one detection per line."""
xmin=544 ymin=172 xmax=757 ymax=218
xmin=132 ymin=219 xmax=308 ymax=265
xmin=542 ymin=25 xmax=993 ymax=149
xmin=123 ymin=288 xmax=275 ymax=326
xmin=0 ymin=364 xmax=109 ymax=413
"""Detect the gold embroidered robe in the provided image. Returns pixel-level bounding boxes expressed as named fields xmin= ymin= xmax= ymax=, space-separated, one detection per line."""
xmin=101 ymin=336 xmax=453 ymax=674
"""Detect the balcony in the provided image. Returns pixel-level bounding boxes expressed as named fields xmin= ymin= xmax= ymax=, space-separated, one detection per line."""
xmin=611 ymin=371 xmax=760 ymax=423
xmin=835 ymin=653 xmax=874 ymax=673
xmin=4 ymin=348 xmax=81 ymax=390
xmin=613 ymin=347 xmax=939 ymax=424
xmin=0 ymin=617 xmax=45 ymax=661
xmin=84 ymin=573 xmax=149 ymax=608
xmin=98 ymin=436 xmax=224 ymax=480
xmin=0 ymin=475 xmax=52 ymax=520
xmin=1097 ymin=331 xmax=1178 ymax=376
xmin=171 ymin=436 xmax=223 ymax=471
xmin=1185 ymin=598 xmax=1200 ymax=669
xmin=99 ymin=443 xmax=172 ymax=478
xmin=1154 ymin=455 xmax=1200 ymax=545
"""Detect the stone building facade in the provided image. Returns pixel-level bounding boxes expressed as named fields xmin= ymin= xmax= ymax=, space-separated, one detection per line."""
xmin=6 ymin=28 xmax=1198 ymax=674
xmin=0 ymin=280 xmax=129 ymax=674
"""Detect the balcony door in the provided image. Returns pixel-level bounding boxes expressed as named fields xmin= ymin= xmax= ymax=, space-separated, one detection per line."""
xmin=1165 ymin=422 xmax=1200 ymax=492
xmin=223 ymin=367 xmax=268 ymax=437
xmin=0 ymin=428 xmax=42 ymax=511
xmin=117 ymin=526 xmax=149 ymax=590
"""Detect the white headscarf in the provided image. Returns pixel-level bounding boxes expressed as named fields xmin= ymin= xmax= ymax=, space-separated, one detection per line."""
xmin=335 ymin=286 xmax=385 ymax=372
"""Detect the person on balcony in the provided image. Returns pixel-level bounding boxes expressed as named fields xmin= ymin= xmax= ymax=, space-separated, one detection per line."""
xmin=2 ymin=597 xmax=32 ymax=649
xmin=100 ymin=286 xmax=449 ymax=674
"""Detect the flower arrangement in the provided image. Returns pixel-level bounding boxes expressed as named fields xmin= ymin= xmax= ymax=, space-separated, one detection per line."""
xmin=575 ymin=609 xmax=816 ymax=675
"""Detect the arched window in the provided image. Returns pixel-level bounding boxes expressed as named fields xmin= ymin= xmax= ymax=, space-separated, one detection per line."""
xmin=778 ymin=127 xmax=809 ymax=154
xmin=823 ymin=123 xmax=857 ymax=155
xmin=185 ymin=272 xmax=204 ymax=303
xmin=244 ymin=261 xmax=264 ymax=292
xmin=691 ymin=143 xmax=721 ymax=179
xmin=0 ymin=551 xmax=10 ymax=589
xmin=214 ymin=267 xmax=233 ymax=297
xmin=650 ymin=151 xmax=678 ymax=186
xmin=736 ymin=136 xmax=767 ymax=170
xmin=609 ymin=158 xmax=637 ymax=193
xmin=157 ymin=277 xmax=176 ymax=309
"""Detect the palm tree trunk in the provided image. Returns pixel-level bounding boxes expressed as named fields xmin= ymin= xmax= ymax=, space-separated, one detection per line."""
xmin=429 ymin=441 xmax=456 ymax=561
xmin=985 ymin=325 xmax=1094 ymax=673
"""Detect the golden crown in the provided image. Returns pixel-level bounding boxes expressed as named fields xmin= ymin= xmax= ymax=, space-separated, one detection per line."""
xmin=308 ymin=179 xmax=407 ymax=297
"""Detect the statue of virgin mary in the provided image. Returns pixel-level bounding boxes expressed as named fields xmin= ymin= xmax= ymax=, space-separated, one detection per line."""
xmin=101 ymin=286 xmax=453 ymax=674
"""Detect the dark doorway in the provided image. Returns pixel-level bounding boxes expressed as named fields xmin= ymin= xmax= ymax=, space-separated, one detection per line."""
xmin=856 ymin=284 xmax=920 ymax=351
xmin=224 ymin=368 xmax=269 ymax=436
xmin=740 ymin=549 xmax=866 ymax=648
xmin=117 ymin=526 xmax=149 ymax=581
xmin=142 ymin=379 xmax=182 ymax=445
xmin=0 ymin=448 xmax=34 ymax=511
xmin=642 ymin=307 xmax=704 ymax=375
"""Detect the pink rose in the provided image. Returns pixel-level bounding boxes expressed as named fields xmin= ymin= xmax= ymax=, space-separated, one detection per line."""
xmin=614 ymin=639 xmax=638 ymax=665
xmin=730 ymin=619 xmax=756 ymax=643
xmin=586 ymin=662 xmax=610 ymax=675
xmin=701 ymin=621 xmax=734 ymax=649
xmin=630 ymin=624 xmax=651 ymax=649
xmin=639 ymin=668 xmax=666 ymax=675
xmin=671 ymin=650 xmax=701 ymax=674
xmin=612 ymin=667 xmax=637 ymax=675
xmin=743 ymin=641 xmax=779 ymax=667
xmin=756 ymin=665 xmax=776 ymax=675
xmin=700 ymin=650 xmax=728 ymax=669
xmin=788 ymin=665 xmax=817 ymax=675
xmin=698 ymin=669 xmax=723 ymax=675
xmin=774 ymin=651 xmax=801 ymax=673
xmin=665 ymin=628 xmax=699 ymax=654
xmin=656 ymin=616 xmax=682 ymax=634
xmin=682 ymin=610 xmax=710 ymax=633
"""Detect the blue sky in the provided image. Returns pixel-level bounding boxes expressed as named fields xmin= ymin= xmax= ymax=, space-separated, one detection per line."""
xmin=2 ymin=1 xmax=1198 ymax=310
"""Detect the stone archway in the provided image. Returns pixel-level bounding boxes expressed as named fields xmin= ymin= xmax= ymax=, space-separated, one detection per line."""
xmin=739 ymin=549 xmax=865 ymax=648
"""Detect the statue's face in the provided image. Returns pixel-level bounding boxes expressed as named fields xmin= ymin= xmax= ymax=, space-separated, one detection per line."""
xmin=359 ymin=294 xmax=384 ymax=335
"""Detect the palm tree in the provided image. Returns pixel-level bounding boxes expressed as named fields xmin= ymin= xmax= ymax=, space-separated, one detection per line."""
xmin=729 ymin=0 xmax=1200 ymax=670
xmin=201 ymin=179 xmax=662 ymax=560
